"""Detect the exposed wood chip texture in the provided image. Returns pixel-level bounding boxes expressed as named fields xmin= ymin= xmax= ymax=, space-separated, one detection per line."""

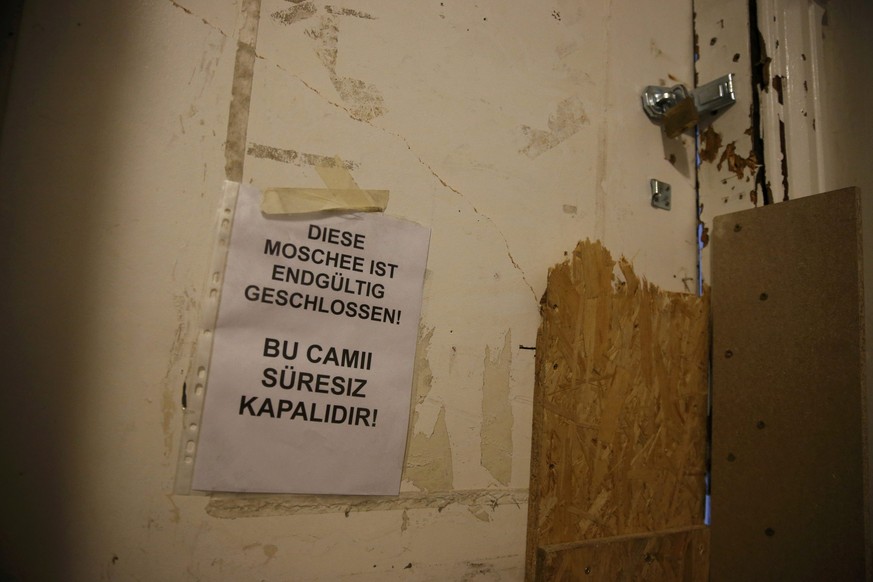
xmin=537 ymin=526 xmax=710 ymax=582
xmin=710 ymin=187 xmax=870 ymax=581
xmin=525 ymin=240 xmax=709 ymax=581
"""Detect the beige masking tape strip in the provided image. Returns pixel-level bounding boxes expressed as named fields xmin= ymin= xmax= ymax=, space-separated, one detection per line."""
xmin=261 ymin=188 xmax=389 ymax=214
xmin=261 ymin=156 xmax=389 ymax=214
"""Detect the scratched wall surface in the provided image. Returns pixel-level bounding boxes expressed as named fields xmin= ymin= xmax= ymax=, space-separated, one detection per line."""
xmin=0 ymin=0 xmax=696 ymax=580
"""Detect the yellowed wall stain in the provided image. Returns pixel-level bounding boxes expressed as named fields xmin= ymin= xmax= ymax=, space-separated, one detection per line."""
xmin=401 ymin=326 xmax=455 ymax=492
xmin=480 ymin=330 xmax=513 ymax=486
xmin=520 ymin=96 xmax=588 ymax=158
xmin=405 ymin=405 xmax=454 ymax=493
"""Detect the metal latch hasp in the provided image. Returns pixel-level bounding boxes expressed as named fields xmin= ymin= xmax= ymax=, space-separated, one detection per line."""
xmin=642 ymin=73 xmax=736 ymax=137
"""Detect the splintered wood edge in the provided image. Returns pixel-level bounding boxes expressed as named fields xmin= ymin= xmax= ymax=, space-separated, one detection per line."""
xmin=525 ymin=240 xmax=709 ymax=581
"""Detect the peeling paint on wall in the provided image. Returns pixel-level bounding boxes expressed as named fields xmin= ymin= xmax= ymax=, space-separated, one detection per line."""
xmin=224 ymin=0 xmax=262 ymax=181
xmin=717 ymin=141 xmax=758 ymax=181
xmin=480 ymin=331 xmax=513 ymax=486
xmin=520 ymin=96 xmax=588 ymax=158
xmin=405 ymin=406 xmax=454 ymax=493
xmin=246 ymin=143 xmax=359 ymax=169
xmin=324 ymin=5 xmax=376 ymax=20
xmin=302 ymin=14 xmax=386 ymax=121
xmin=271 ymin=0 xmax=316 ymax=25
xmin=700 ymin=125 xmax=723 ymax=163
xmin=204 ymin=488 xmax=528 ymax=518
xmin=405 ymin=325 xmax=434 ymax=433
xmin=401 ymin=326 xmax=454 ymax=493
xmin=772 ymin=74 xmax=784 ymax=105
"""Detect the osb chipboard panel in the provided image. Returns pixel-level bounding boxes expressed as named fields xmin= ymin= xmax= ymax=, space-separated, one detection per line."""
xmin=710 ymin=188 xmax=869 ymax=581
xmin=537 ymin=526 xmax=710 ymax=582
xmin=525 ymin=240 xmax=709 ymax=580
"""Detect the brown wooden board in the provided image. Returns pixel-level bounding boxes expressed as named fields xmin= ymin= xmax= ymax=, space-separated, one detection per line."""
xmin=710 ymin=187 xmax=870 ymax=580
xmin=537 ymin=526 xmax=710 ymax=582
xmin=525 ymin=240 xmax=709 ymax=580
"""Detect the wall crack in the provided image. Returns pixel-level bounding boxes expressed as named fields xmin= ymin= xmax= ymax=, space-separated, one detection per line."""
xmin=381 ymin=128 xmax=539 ymax=303
xmin=167 ymin=0 xmax=234 ymax=40
xmin=256 ymin=56 xmax=539 ymax=304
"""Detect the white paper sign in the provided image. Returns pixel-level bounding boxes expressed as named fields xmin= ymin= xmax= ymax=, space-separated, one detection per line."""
xmin=192 ymin=184 xmax=430 ymax=495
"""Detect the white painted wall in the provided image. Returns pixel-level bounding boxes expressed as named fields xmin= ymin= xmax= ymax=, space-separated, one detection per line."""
xmin=0 ymin=1 xmax=696 ymax=580
xmin=736 ymin=0 xmax=873 ymax=205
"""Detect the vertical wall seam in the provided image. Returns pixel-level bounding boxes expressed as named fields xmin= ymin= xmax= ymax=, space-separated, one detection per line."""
xmin=224 ymin=0 xmax=262 ymax=182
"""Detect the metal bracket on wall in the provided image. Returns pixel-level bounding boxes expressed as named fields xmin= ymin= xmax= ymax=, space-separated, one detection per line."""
xmin=650 ymin=179 xmax=671 ymax=210
xmin=642 ymin=73 xmax=736 ymax=137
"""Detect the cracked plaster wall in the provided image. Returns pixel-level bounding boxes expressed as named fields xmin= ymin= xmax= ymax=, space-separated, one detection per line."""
xmin=0 ymin=0 xmax=697 ymax=579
